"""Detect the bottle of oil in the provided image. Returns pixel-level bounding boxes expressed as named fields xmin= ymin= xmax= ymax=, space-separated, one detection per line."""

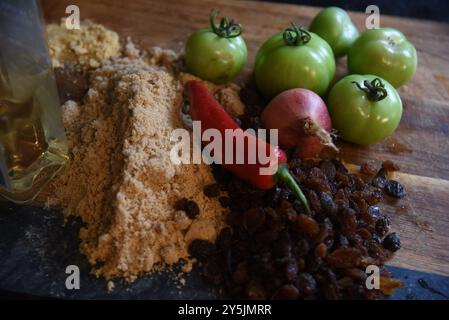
xmin=0 ymin=0 xmax=68 ymax=203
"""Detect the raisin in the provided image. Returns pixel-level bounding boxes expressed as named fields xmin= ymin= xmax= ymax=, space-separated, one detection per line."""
xmin=314 ymin=218 xmax=333 ymax=244
xmin=364 ymin=187 xmax=384 ymax=205
xmin=382 ymin=233 xmax=401 ymax=252
xmin=284 ymin=259 xmax=298 ymax=281
xmin=351 ymin=175 xmax=366 ymax=191
xmin=175 ymin=198 xmax=200 ymax=218
xmin=344 ymin=268 xmax=367 ymax=282
xmin=339 ymin=208 xmax=358 ymax=233
xmin=314 ymin=243 xmax=328 ymax=258
xmin=174 ymin=197 xmax=188 ymax=211
xmin=338 ymin=277 xmax=355 ymax=288
xmin=246 ymin=281 xmax=266 ymax=300
xmin=382 ymin=160 xmax=400 ymax=172
xmin=216 ymin=227 xmax=233 ymax=250
xmin=368 ymin=206 xmax=382 ymax=220
xmin=296 ymin=258 xmax=305 ymax=271
xmin=336 ymin=234 xmax=349 ymax=248
xmin=295 ymin=238 xmax=310 ymax=257
xmin=265 ymin=187 xmax=282 ymax=206
xmin=218 ymin=196 xmax=231 ymax=208
xmin=280 ymin=187 xmax=292 ymax=201
xmin=327 ymin=248 xmax=362 ymax=268
xmin=289 ymin=158 xmax=302 ymax=169
xmin=292 ymin=166 xmax=305 ymax=182
xmin=372 ymin=168 xmax=388 ymax=188
xmin=360 ymin=162 xmax=378 ymax=176
xmin=385 ymin=180 xmax=406 ymax=198
xmin=367 ymin=240 xmax=389 ymax=259
xmin=305 ymin=167 xmax=330 ymax=193
xmin=273 ymin=235 xmax=292 ymax=258
xmin=302 ymin=159 xmax=320 ymax=171
xmin=335 ymin=171 xmax=350 ymax=186
xmin=296 ymin=273 xmax=317 ymax=296
xmin=308 ymin=190 xmax=322 ymax=213
xmin=232 ymin=262 xmax=249 ymax=285
xmin=272 ymin=284 xmax=299 ymax=300
xmin=292 ymin=199 xmax=306 ymax=214
xmin=277 ymin=199 xmax=292 ymax=215
xmin=203 ymin=183 xmax=220 ymax=197
xmin=324 ymin=238 xmax=335 ymax=249
xmin=320 ymin=160 xmax=336 ymax=180
xmin=334 ymin=189 xmax=349 ymax=210
xmin=296 ymin=214 xmax=320 ymax=237
xmin=375 ymin=215 xmax=391 ymax=237
xmin=284 ymin=207 xmax=298 ymax=222
xmin=320 ymin=192 xmax=338 ymax=216
xmin=358 ymin=228 xmax=372 ymax=240
xmin=184 ymin=200 xmax=200 ymax=218
xmin=372 ymin=234 xmax=382 ymax=244
xmin=332 ymin=159 xmax=348 ymax=174
xmin=188 ymin=239 xmax=216 ymax=261
xmin=242 ymin=208 xmax=265 ymax=234
xmin=305 ymin=256 xmax=322 ymax=273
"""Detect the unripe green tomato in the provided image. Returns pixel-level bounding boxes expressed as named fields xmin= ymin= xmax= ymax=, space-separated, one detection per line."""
xmin=348 ymin=28 xmax=417 ymax=88
xmin=328 ymin=74 xmax=403 ymax=145
xmin=310 ymin=7 xmax=359 ymax=58
xmin=184 ymin=13 xmax=247 ymax=84
xmin=255 ymin=25 xmax=335 ymax=98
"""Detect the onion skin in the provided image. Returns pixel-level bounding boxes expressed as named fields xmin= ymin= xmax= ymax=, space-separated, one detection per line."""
xmin=261 ymin=88 xmax=334 ymax=158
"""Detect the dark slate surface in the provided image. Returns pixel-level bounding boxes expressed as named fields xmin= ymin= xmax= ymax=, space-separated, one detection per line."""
xmin=0 ymin=201 xmax=448 ymax=300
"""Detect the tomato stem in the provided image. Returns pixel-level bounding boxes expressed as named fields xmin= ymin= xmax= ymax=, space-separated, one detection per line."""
xmin=275 ymin=165 xmax=311 ymax=214
xmin=352 ymin=78 xmax=388 ymax=102
xmin=209 ymin=10 xmax=243 ymax=38
xmin=283 ymin=22 xmax=311 ymax=46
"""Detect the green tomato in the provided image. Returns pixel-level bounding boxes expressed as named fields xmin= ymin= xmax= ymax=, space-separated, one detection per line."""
xmin=327 ymin=74 xmax=403 ymax=145
xmin=254 ymin=24 xmax=335 ymax=98
xmin=184 ymin=12 xmax=247 ymax=84
xmin=348 ymin=28 xmax=417 ymax=88
xmin=309 ymin=7 xmax=359 ymax=58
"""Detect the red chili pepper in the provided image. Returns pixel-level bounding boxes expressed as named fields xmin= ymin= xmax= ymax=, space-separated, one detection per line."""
xmin=186 ymin=80 xmax=310 ymax=213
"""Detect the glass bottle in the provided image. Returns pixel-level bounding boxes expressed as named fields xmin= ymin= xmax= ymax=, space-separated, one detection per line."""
xmin=0 ymin=0 xmax=68 ymax=203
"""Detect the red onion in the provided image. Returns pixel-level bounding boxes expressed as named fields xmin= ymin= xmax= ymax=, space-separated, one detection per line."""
xmin=261 ymin=88 xmax=337 ymax=158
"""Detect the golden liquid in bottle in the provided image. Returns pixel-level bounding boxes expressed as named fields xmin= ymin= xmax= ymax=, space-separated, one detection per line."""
xmin=0 ymin=69 xmax=68 ymax=203
xmin=0 ymin=98 xmax=48 ymax=172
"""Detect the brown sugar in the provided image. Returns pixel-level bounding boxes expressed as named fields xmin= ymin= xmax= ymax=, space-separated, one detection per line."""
xmin=52 ymin=56 xmax=226 ymax=280
xmin=47 ymin=19 xmax=121 ymax=68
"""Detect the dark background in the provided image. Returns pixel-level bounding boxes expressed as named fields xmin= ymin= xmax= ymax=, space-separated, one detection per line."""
xmin=263 ymin=0 xmax=449 ymax=22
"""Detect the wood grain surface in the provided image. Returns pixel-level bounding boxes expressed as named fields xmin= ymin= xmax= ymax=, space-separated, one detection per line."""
xmin=39 ymin=0 xmax=449 ymax=276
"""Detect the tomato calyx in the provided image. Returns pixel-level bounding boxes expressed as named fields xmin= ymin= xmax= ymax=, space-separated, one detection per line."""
xmin=283 ymin=22 xmax=311 ymax=46
xmin=352 ymin=78 xmax=388 ymax=102
xmin=209 ymin=10 xmax=243 ymax=38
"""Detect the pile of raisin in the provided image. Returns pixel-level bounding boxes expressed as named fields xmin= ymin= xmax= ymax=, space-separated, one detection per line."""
xmin=190 ymin=158 xmax=403 ymax=300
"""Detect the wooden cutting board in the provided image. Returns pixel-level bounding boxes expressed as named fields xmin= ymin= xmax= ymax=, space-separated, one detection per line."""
xmin=40 ymin=0 xmax=449 ymax=277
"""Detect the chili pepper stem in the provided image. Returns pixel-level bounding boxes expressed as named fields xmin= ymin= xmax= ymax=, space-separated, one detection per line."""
xmin=275 ymin=165 xmax=311 ymax=214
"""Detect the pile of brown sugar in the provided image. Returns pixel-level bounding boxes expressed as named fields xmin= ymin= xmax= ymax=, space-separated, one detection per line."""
xmin=47 ymin=19 xmax=121 ymax=68
xmin=47 ymin=22 xmax=243 ymax=281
